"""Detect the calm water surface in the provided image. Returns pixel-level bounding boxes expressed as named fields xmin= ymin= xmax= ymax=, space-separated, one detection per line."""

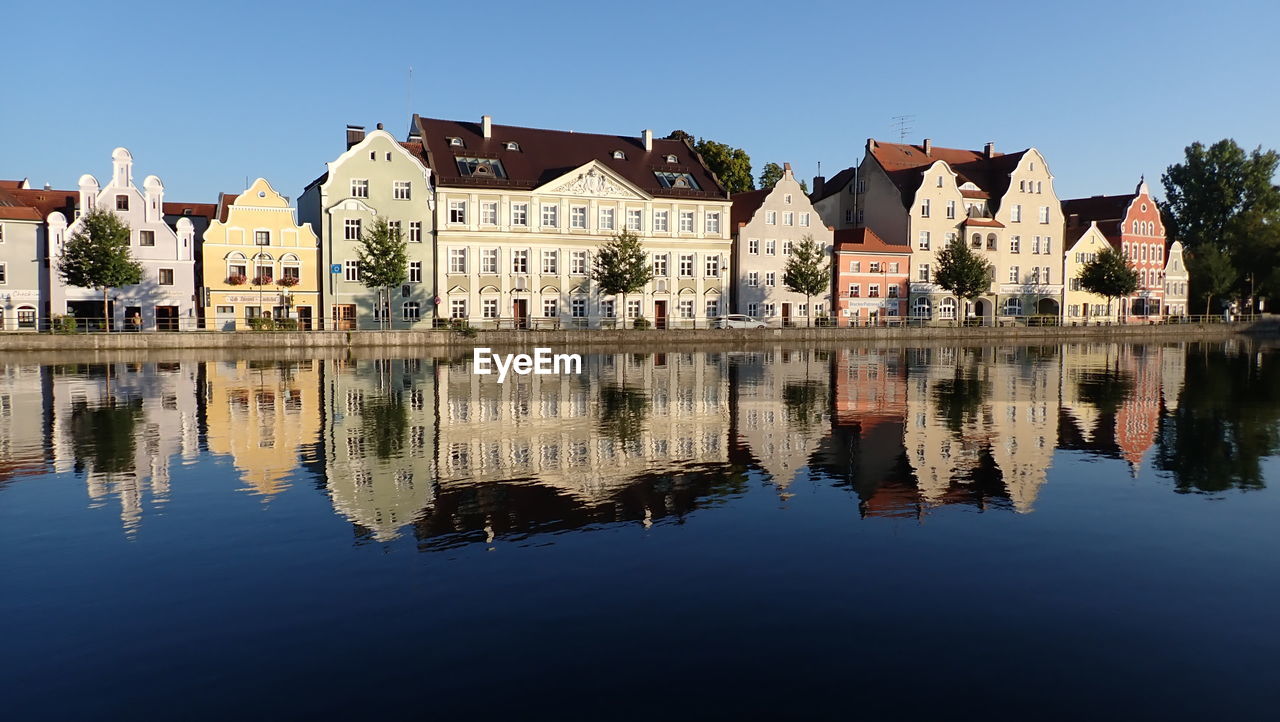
xmin=2 ymin=341 xmax=1279 ymax=720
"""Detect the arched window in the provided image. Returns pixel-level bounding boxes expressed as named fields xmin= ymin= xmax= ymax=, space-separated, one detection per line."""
xmin=1002 ymin=297 xmax=1023 ymax=316
xmin=986 ymin=233 xmax=997 ymax=250
xmin=939 ymin=297 xmax=957 ymax=319
xmin=971 ymin=233 xmax=982 ymax=248
xmin=912 ymin=297 xmax=932 ymax=318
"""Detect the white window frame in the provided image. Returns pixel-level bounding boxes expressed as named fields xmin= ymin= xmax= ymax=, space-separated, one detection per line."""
xmin=448 ymin=248 xmax=467 ymax=274
xmin=393 ymin=181 xmax=411 ymax=200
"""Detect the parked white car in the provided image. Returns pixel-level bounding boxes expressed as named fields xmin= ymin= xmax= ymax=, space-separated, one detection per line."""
xmin=712 ymin=314 xmax=767 ymax=329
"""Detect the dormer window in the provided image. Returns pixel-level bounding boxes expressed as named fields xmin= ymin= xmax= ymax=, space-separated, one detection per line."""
xmin=505 ymin=141 xmax=520 ymax=151
xmin=456 ymin=156 xmax=508 ymax=179
xmin=613 ymin=150 xmax=626 ymax=160
xmin=654 ymin=171 xmax=700 ymax=190
xmin=664 ymin=154 xmax=678 ymax=163
xmin=448 ymin=137 xmax=464 ymax=147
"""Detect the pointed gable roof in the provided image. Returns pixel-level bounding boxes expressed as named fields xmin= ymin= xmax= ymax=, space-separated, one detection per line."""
xmin=1061 ymin=193 xmax=1134 ymax=244
xmin=867 ymin=140 xmax=1028 ymax=209
xmin=415 ymin=115 xmax=728 ymax=200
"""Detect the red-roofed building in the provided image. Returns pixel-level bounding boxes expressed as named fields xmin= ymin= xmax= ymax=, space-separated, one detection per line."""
xmin=833 ymin=227 xmax=910 ymax=323
xmin=0 ymin=180 xmax=52 ymax=329
xmin=1062 ymin=179 xmax=1168 ymax=320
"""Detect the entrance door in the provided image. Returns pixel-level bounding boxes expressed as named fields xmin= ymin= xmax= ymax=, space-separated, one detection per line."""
xmin=125 ymin=305 xmax=143 ymax=332
xmin=781 ymin=303 xmax=792 ymax=327
xmin=654 ymin=300 xmax=668 ymax=329
xmin=333 ymin=304 xmax=356 ymax=330
xmin=297 ymin=306 xmax=312 ymax=331
xmin=155 ymin=306 xmax=179 ymax=331
xmin=513 ymin=299 xmax=528 ymax=329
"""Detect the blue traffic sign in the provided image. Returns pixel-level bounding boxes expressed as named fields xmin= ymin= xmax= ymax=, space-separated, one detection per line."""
xmin=330 ymin=263 xmax=342 ymax=274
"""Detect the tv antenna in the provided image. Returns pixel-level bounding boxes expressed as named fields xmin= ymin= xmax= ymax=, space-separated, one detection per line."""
xmin=891 ymin=115 xmax=915 ymax=142
xmin=406 ymin=65 xmax=413 ymax=120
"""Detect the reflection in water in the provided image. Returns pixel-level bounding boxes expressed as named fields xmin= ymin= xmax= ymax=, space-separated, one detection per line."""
xmin=6 ymin=340 xmax=1280 ymax=541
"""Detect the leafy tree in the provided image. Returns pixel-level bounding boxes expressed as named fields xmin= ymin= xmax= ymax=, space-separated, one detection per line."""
xmin=361 ymin=392 xmax=408 ymax=460
xmin=57 ymin=208 xmax=143 ymax=330
xmin=1186 ymin=244 xmax=1238 ymax=315
xmin=665 ymin=130 xmax=693 ymax=143
xmin=599 ymin=384 xmax=649 ymax=444
xmin=693 ymin=138 xmax=754 ymax=194
xmin=782 ymin=235 xmax=831 ymax=327
xmin=932 ymin=364 xmax=990 ymax=435
xmin=70 ymin=396 xmax=143 ymax=476
xmin=1079 ymin=247 xmax=1140 ymax=318
xmin=592 ymin=229 xmax=653 ymax=327
xmin=933 ymin=234 xmax=993 ymax=321
xmin=355 ymin=217 xmax=408 ymax=330
xmin=758 ymin=162 xmax=808 ymax=193
xmin=782 ymin=380 xmax=827 ymax=429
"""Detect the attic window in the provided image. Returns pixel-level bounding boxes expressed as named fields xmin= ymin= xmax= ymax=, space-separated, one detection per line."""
xmin=370 ymin=151 xmax=376 ymax=160
xmin=664 ymin=154 xmax=678 ymax=163
xmin=456 ymin=156 xmax=508 ymax=179
xmin=613 ymin=150 xmax=626 ymax=160
xmin=183 ymin=209 xmax=192 ymax=216
xmin=654 ymin=171 xmax=700 ymax=190
xmin=448 ymin=137 xmax=464 ymax=147
xmin=505 ymin=141 xmax=520 ymax=151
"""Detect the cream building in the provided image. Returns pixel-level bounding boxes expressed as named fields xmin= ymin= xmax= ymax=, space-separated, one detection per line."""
xmin=731 ymin=164 xmax=833 ymax=323
xmin=1164 ymin=241 xmax=1189 ymax=316
xmin=1063 ymin=221 xmax=1120 ymax=323
xmin=416 ymin=115 xmax=732 ymax=328
xmin=202 ymin=179 xmax=320 ymax=330
xmin=838 ymin=139 xmax=1065 ymax=323
xmin=732 ymin=348 xmax=831 ymax=496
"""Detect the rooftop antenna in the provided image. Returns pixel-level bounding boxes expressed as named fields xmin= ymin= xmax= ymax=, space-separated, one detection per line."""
xmin=406 ymin=65 xmax=413 ymax=121
xmin=891 ymin=114 xmax=915 ymax=142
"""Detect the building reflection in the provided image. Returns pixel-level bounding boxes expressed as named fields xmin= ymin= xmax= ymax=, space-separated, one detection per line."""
xmin=0 ymin=364 xmax=52 ymax=487
xmin=732 ymin=348 xmax=832 ymax=497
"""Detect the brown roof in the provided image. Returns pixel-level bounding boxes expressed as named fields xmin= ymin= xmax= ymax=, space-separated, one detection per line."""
xmin=809 ymin=165 xmax=857 ymax=203
xmin=162 ymin=201 xmax=218 ymax=220
xmin=1062 ymin=194 xmax=1135 ymax=247
xmin=960 ymin=188 xmax=990 ymax=199
xmin=215 ymin=193 xmax=240 ymax=223
xmin=0 ymin=186 xmax=43 ymax=220
xmin=0 ymin=184 xmax=77 ymax=220
xmin=414 ymin=116 xmax=728 ymax=200
xmin=964 ymin=217 xmax=1005 ymax=228
xmin=834 ymin=227 xmax=910 ymax=255
xmin=730 ymin=188 xmax=770 ymax=231
xmin=868 ymin=139 xmax=1027 ymax=210
xmin=0 ymin=180 xmax=26 ymax=189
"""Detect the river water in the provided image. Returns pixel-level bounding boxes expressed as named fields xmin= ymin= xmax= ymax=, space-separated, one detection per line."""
xmin=2 ymin=340 xmax=1278 ymax=719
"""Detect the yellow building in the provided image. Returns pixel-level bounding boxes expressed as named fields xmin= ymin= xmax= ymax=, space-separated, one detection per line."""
xmin=1063 ymin=221 xmax=1120 ymax=323
xmin=202 ymin=178 xmax=320 ymax=330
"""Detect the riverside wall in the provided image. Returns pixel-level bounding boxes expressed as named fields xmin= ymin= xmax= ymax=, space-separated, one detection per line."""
xmin=0 ymin=319 xmax=1275 ymax=354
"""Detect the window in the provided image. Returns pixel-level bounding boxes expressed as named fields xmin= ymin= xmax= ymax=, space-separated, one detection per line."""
xmin=0 ymin=224 xmax=4 ymax=243
xmin=482 ymin=298 xmax=499 ymax=318
xmin=571 ymin=296 xmax=587 ymax=317
xmin=402 ymin=302 xmax=420 ymax=320
xmin=393 ymin=181 xmax=411 ymax=200
xmin=850 ymin=261 xmax=861 ymax=273
xmin=1030 ymin=267 xmax=1040 ymax=284
xmin=599 ymin=207 xmax=615 ymax=230
xmin=351 ymin=179 xmax=369 ymax=198
xmin=848 ymin=284 xmax=860 ymax=297
xmin=409 ymin=261 xmax=422 ymax=283
xmin=1039 ymin=206 xmax=1049 ymax=223
xmin=679 ymin=299 xmax=695 ymax=318
xmin=918 ymin=231 xmax=930 ymax=250
xmin=912 ymin=297 xmax=931 ymax=318
xmin=747 ymin=303 xmax=759 ymax=317
xmin=450 ymin=299 xmax=467 ymax=318
xmin=799 ymin=212 xmax=810 ymax=227
xmin=409 ymin=221 xmax=422 ymax=243
xmin=766 ymin=211 xmax=777 ymax=225
xmin=481 ymin=248 xmax=498 ymax=274
xmin=679 ymin=210 xmax=695 ymax=232
xmin=653 ymin=254 xmax=668 ymax=277
xmin=541 ymin=204 xmax=558 ymax=228
xmin=626 ymin=209 xmax=642 ymax=231
xmin=706 ymin=212 xmax=721 ymax=234
xmin=1011 ymin=204 xmax=1022 ymax=222
xmin=601 ymin=299 xmax=615 ymax=318
xmin=456 ymin=157 xmax=507 ymax=178
xmin=765 ymin=272 xmax=776 ymax=287
xmin=653 ymin=210 xmax=669 ymax=232
xmin=345 ymin=260 xmax=360 ymax=281
xmin=1043 ymin=267 xmax=1051 ymax=284
xmin=869 ymin=284 xmax=880 ymax=298
xmin=543 ymin=298 xmax=558 ymax=317
xmin=920 ymin=199 xmax=930 ymax=217
xmin=705 ymin=256 xmax=719 ymax=278
xmin=946 ymin=200 xmax=956 ymax=219
xmin=748 ymin=238 xmax=759 ymax=254
xmin=571 ymin=206 xmax=587 ymax=229
xmin=747 ymin=271 xmax=759 ymax=287
xmin=889 ymin=262 xmax=901 ymax=274
xmin=511 ymin=203 xmax=529 ymax=226
xmin=1002 ymin=297 xmax=1023 ymax=316
xmin=918 ymin=263 xmax=930 ymax=282
xmin=612 ymin=150 xmax=627 ymax=160
xmin=1009 ymin=235 xmax=1020 ymax=253
xmin=706 ymin=299 xmax=720 ymax=318
xmin=1043 ymin=237 xmax=1051 ymax=255
xmin=782 ymin=241 xmax=793 ymax=256
xmin=511 ymin=249 xmax=528 ymax=274
xmin=783 ymin=212 xmax=794 ymax=226
xmin=282 ymin=265 xmax=300 ymax=282
xmin=679 ymin=254 xmax=694 ymax=277
xmin=448 ymin=200 xmax=466 ymax=224
xmin=1032 ymin=236 xmax=1041 ymax=255
xmin=449 ymin=248 xmax=467 ymax=274
xmin=116 ymin=194 xmax=129 ymax=211
xmin=139 ymin=230 xmax=155 ymax=246
xmin=626 ymin=299 xmax=641 ymax=318
xmin=158 ymin=268 xmax=174 ymax=285
xmin=389 ymin=220 xmax=401 ymax=238
xmin=654 ymin=171 xmax=699 ymax=189
xmin=479 ymin=202 xmax=497 ymax=225
xmin=888 ymin=285 xmax=899 ymax=298
xmin=1009 ymin=265 xmax=1020 ymax=283
xmin=541 ymin=250 xmax=558 ymax=274
xmin=571 ymin=251 xmax=588 ymax=275
xmin=344 ymin=219 xmax=361 ymax=240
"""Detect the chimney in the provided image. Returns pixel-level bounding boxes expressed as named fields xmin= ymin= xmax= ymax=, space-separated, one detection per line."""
xmin=923 ymin=138 xmax=932 ymax=155
xmin=642 ymin=129 xmax=653 ymax=152
xmin=346 ymin=125 xmax=365 ymax=149
xmin=984 ymin=141 xmax=995 ymax=158
xmin=376 ymin=122 xmax=384 ymax=131
xmin=812 ymin=176 xmax=825 ymax=197
xmin=868 ymin=138 xmax=877 ymax=152
xmin=482 ymin=115 xmax=492 ymax=139
xmin=43 ymin=183 xmax=51 ymax=190
xmin=1068 ymin=213 xmax=1080 ymax=228
xmin=407 ymin=126 xmax=422 ymax=142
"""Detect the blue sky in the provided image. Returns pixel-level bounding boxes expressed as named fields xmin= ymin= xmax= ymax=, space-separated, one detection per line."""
xmin=2 ymin=0 xmax=1276 ymax=204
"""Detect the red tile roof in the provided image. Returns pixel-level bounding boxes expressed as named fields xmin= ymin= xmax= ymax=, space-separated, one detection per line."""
xmin=0 ymin=186 xmax=43 ymax=220
xmin=834 ymin=227 xmax=910 ymax=255
xmin=868 ymin=140 xmax=1027 ymax=209
xmin=414 ymin=116 xmax=728 ymax=200
xmin=964 ymin=217 xmax=1005 ymax=228
xmin=730 ymin=188 xmax=769 ymax=231
xmin=0 ymin=185 xmax=77 ymax=220
xmin=162 ymin=202 xmax=218 ymax=220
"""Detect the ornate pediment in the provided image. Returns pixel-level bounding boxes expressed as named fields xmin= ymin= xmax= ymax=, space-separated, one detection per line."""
xmin=539 ymin=162 xmax=647 ymax=200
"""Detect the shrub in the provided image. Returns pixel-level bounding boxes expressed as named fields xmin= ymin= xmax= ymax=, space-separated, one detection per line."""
xmin=632 ymin=317 xmax=651 ymax=330
xmin=274 ymin=318 xmax=299 ymax=331
xmin=247 ymin=316 xmax=273 ymax=331
xmin=52 ymin=315 xmax=79 ymax=334
xmin=449 ymin=319 xmax=478 ymax=338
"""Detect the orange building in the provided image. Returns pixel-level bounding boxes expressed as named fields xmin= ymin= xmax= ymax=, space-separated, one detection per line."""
xmin=834 ymin=228 xmax=910 ymax=326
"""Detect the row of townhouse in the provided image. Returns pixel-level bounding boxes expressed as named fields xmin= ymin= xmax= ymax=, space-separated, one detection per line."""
xmin=0 ymin=122 xmax=1191 ymax=331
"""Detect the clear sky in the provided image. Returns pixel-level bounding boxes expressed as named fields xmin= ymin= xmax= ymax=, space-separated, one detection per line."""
xmin=3 ymin=0 xmax=1276 ymax=204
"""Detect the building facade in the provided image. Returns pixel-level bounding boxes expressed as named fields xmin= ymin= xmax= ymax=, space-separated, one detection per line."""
xmin=847 ymin=139 xmax=1065 ymax=323
xmin=730 ymin=164 xmax=832 ymax=323
xmin=1062 ymin=179 xmax=1167 ymax=320
xmin=201 ymin=178 xmax=320 ymax=330
xmin=1164 ymin=240 xmax=1189 ymax=316
xmin=1063 ymin=221 xmax=1120 ymax=323
xmin=833 ymin=227 xmax=910 ymax=324
xmin=0 ymin=182 xmax=46 ymax=329
xmin=46 ymin=148 xmax=196 ymax=330
xmin=418 ymin=115 xmax=732 ymax=328
xmin=299 ymin=125 xmax=435 ymax=330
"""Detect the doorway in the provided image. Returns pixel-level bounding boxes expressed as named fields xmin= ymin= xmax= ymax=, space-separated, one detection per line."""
xmin=297 ymin=306 xmax=312 ymax=331
xmin=155 ymin=306 xmax=179 ymax=331
xmin=332 ymin=304 xmax=356 ymax=330
xmin=124 ymin=306 xmax=142 ymax=331
xmin=781 ymin=303 xmax=792 ymax=327
xmin=68 ymin=300 xmax=113 ymax=331
xmin=513 ymin=299 xmax=528 ymax=329
xmin=654 ymin=300 xmax=668 ymax=329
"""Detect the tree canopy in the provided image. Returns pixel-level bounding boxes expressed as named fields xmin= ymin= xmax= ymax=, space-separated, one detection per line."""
xmin=759 ymin=163 xmax=810 ymax=194
xmin=1079 ymin=247 xmax=1140 ymax=316
xmin=57 ymin=208 xmax=143 ymax=327
xmin=933 ymin=235 xmax=993 ymax=301
xmin=592 ymin=229 xmax=653 ymax=324
xmin=356 ymin=217 xmax=409 ymax=327
xmin=783 ymin=235 xmax=831 ymax=326
xmin=693 ymin=138 xmax=754 ymax=195
xmin=1186 ymin=244 xmax=1237 ymax=315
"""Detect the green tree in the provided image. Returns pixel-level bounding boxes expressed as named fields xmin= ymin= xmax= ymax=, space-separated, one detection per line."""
xmin=361 ymin=392 xmax=409 ymax=460
xmin=70 ymin=396 xmax=143 ymax=476
xmin=592 ymin=229 xmax=653 ymax=328
xmin=355 ymin=217 xmax=408 ymax=330
xmin=1079 ymin=247 xmax=1140 ymax=318
xmin=693 ymin=138 xmax=754 ymax=194
xmin=599 ymin=384 xmax=649 ymax=444
xmin=933 ymin=234 xmax=994 ymax=323
xmin=1186 ymin=244 xmax=1238 ymax=315
xmin=932 ymin=363 xmax=990 ymax=435
xmin=782 ymin=235 xmax=831 ymax=327
xmin=758 ymin=162 xmax=808 ymax=193
xmin=665 ymin=130 xmax=693 ymax=143
xmin=57 ymin=208 xmax=143 ymax=330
